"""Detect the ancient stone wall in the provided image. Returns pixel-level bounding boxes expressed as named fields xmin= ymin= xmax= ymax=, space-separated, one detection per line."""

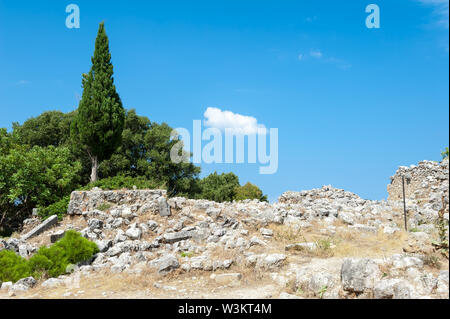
xmin=67 ymin=189 xmax=166 ymax=216
xmin=387 ymin=158 xmax=449 ymax=223
xmin=387 ymin=158 xmax=448 ymax=202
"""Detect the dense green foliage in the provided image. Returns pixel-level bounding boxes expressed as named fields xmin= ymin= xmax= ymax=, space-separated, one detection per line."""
xmin=0 ymin=231 xmax=98 ymax=283
xmin=235 ymin=182 xmax=268 ymax=202
xmin=0 ymin=22 xmax=267 ymax=234
xmin=12 ymin=111 xmax=74 ymax=147
xmin=197 ymin=172 xmax=240 ymax=202
xmin=29 ymin=230 xmax=99 ymax=278
xmin=0 ymin=138 xmax=82 ymax=234
xmin=98 ymin=110 xmax=200 ymax=197
xmin=71 ymin=22 xmax=125 ymax=183
xmin=38 ymin=196 xmax=71 ymax=221
xmin=196 ymin=172 xmax=268 ymax=203
xmin=0 ymin=250 xmax=31 ymax=283
xmin=0 ymin=231 xmax=98 ymax=282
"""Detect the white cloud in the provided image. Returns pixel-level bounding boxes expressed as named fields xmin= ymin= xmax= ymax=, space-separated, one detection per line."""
xmin=298 ymin=53 xmax=304 ymax=60
xmin=310 ymin=50 xmax=323 ymax=58
xmin=203 ymin=107 xmax=267 ymax=135
xmin=418 ymin=0 xmax=449 ymax=28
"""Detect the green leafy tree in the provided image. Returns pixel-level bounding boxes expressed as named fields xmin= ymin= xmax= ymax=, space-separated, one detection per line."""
xmin=12 ymin=111 xmax=75 ymax=147
xmin=10 ymin=108 xmax=201 ymax=197
xmin=235 ymin=182 xmax=268 ymax=202
xmin=71 ymin=22 xmax=125 ymax=183
xmin=0 ymin=144 xmax=81 ymax=234
xmin=11 ymin=111 xmax=92 ymax=185
xmin=98 ymin=109 xmax=151 ymax=178
xmin=99 ymin=110 xmax=201 ymax=196
xmin=197 ymin=172 xmax=240 ymax=202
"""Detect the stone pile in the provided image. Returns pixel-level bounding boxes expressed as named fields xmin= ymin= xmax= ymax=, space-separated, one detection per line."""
xmin=0 ymin=159 xmax=448 ymax=299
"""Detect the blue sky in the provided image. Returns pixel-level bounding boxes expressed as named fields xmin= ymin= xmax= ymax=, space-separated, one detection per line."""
xmin=0 ymin=0 xmax=448 ymax=202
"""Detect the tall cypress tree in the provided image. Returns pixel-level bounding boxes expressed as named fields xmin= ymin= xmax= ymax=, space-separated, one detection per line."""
xmin=71 ymin=22 xmax=125 ymax=182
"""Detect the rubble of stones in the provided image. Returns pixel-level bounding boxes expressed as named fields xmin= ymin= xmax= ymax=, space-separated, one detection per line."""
xmin=1 ymin=159 xmax=449 ymax=299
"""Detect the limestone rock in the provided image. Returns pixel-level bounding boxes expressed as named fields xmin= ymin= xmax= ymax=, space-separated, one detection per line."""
xmin=341 ymin=258 xmax=381 ymax=293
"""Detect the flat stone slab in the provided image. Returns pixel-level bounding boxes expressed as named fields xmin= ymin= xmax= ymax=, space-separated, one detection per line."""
xmin=163 ymin=230 xmax=195 ymax=244
xmin=21 ymin=215 xmax=58 ymax=241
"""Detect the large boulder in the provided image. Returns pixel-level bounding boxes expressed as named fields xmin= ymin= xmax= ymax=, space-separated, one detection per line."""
xmin=341 ymin=258 xmax=381 ymax=293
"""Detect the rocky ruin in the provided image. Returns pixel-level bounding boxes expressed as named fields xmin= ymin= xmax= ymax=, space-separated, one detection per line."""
xmin=0 ymin=158 xmax=448 ymax=299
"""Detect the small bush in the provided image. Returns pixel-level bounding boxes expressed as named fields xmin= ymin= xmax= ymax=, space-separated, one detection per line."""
xmin=0 ymin=250 xmax=31 ymax=283
xmin=0 ymin=231 xmax=98 ymax=283
xmin=235 ymin=182 xmax=268 ymax=202
xmin=29 ymin=230 xmax=99 ymax=278
xmin=27 ymin=253 xmax=52 ymax=278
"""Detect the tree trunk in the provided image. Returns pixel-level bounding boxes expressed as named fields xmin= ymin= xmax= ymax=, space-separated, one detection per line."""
xmin=90 ymin=155 xmax=99 ymax=183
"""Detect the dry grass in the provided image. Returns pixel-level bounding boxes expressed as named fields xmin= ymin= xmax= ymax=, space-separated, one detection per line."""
xmin=266 ymin=222 xmax=409 ymax=259
xmin=331 ymin=228 xmax=408 ymax=258
xmin=267 ymin=224 xmax=334 ymax=258
xmin=270 ymin=224 xmax=305 ymax=245
xmin=21 ymin=270 xmax=158 ymax=299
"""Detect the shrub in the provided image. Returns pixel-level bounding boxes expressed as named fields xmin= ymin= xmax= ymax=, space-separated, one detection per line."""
xmin=29 ymin=230 xmax=99 ymax=278
xmin=196 ymin=172 xmax=240 ymax=202
xmin=52 ymin=230 xmax=99 ymax=264
xmin=27 ymin=254 xmax=52 ymax=279
xmin=235 ymin=182 xmax=268 ymax=202
xmin=0 ymin=231 xmax=99 ymax=283
xmin=0 ymin=250 xmax=31 ymax=283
